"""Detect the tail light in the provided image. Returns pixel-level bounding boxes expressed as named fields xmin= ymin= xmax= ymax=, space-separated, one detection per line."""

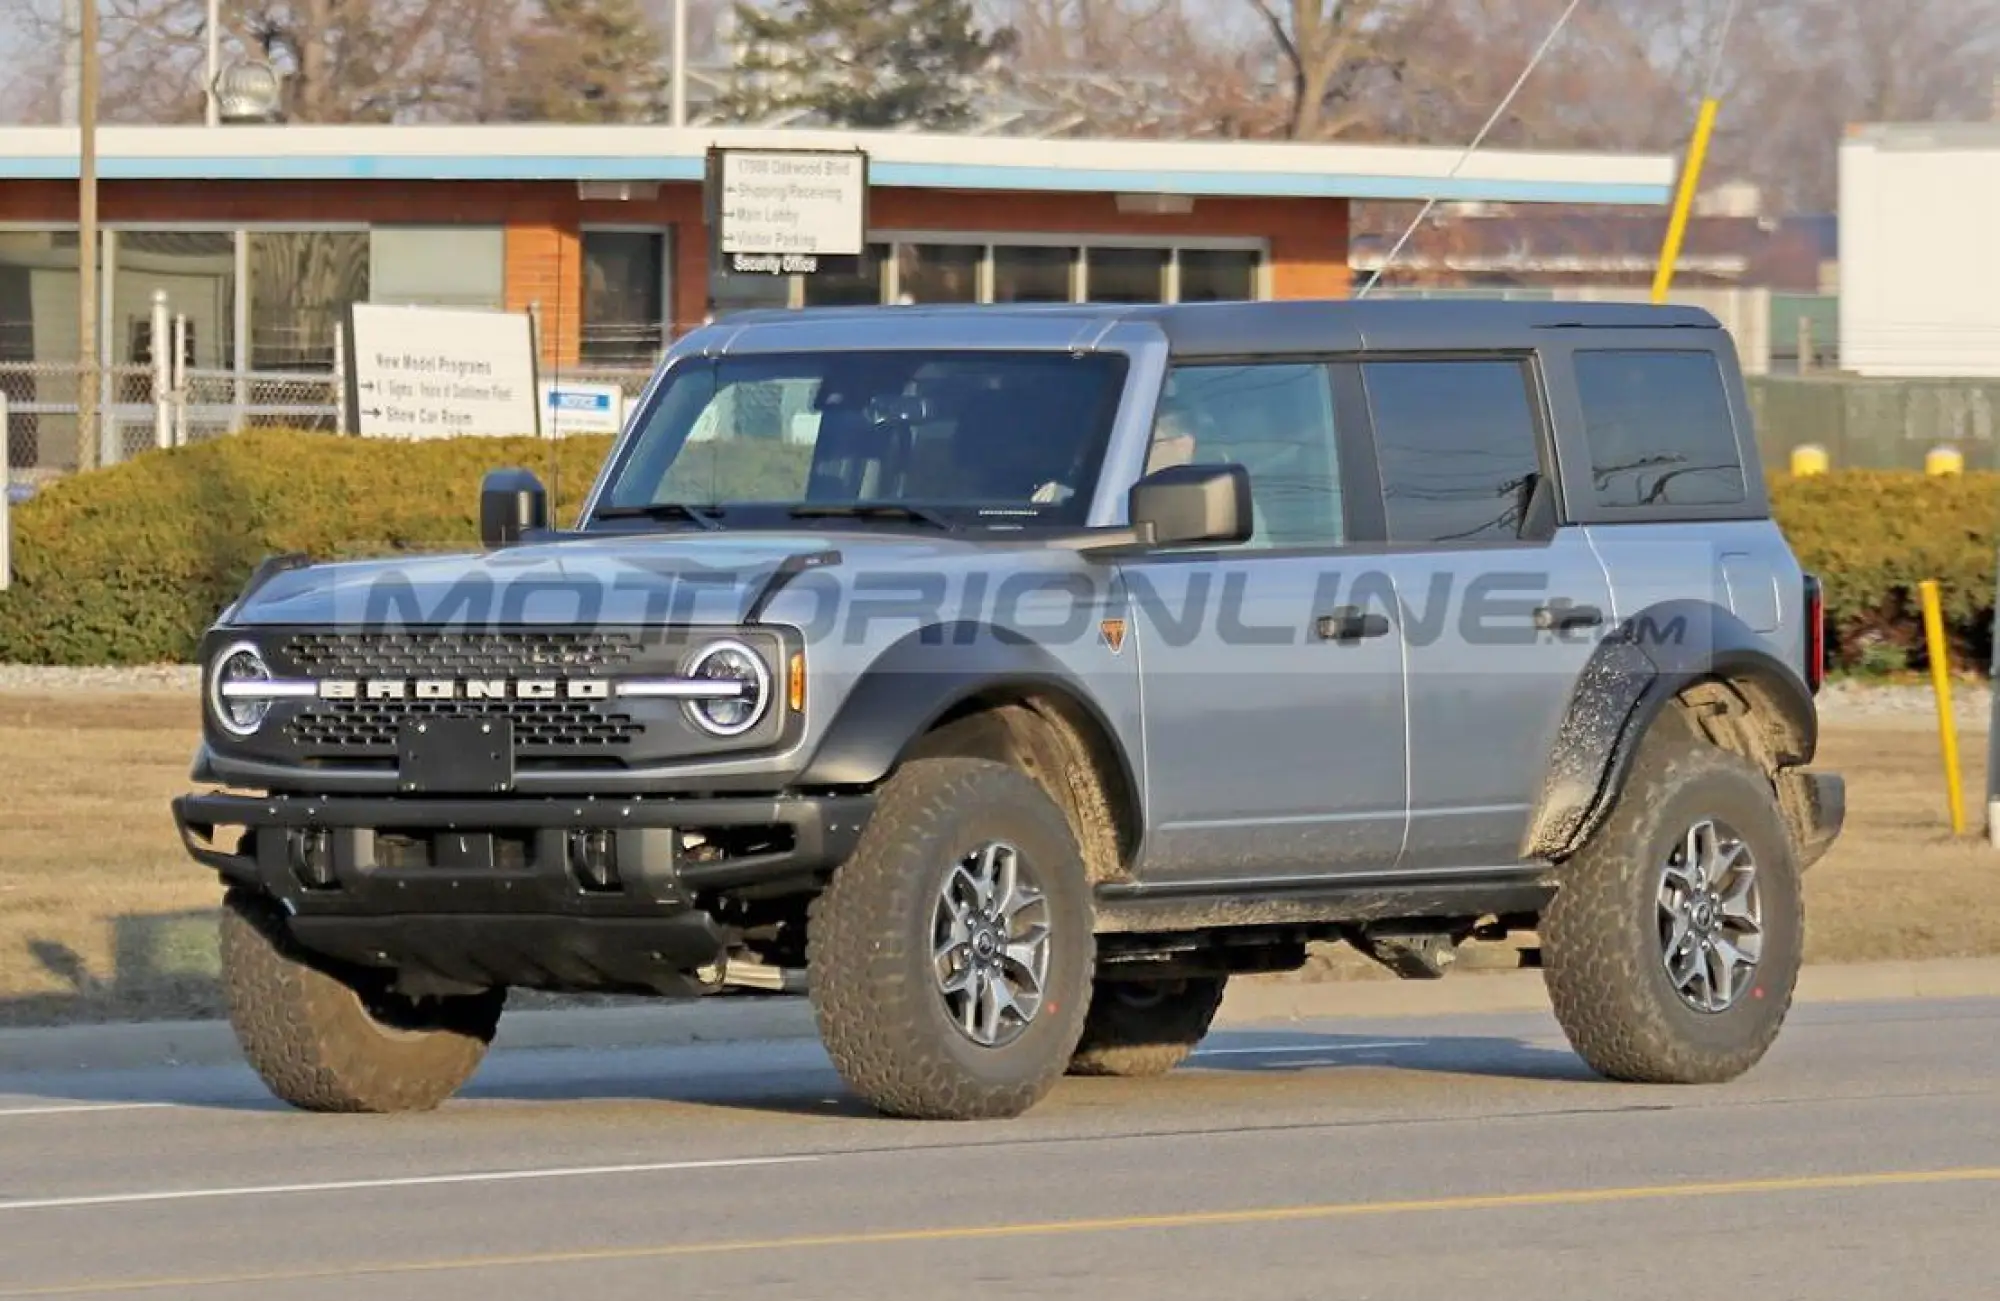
xmin=1802 ymin=573 xmax=1825 ymax=694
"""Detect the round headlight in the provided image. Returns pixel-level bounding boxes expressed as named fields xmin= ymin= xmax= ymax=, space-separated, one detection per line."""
xmin=208 ymin=641 xmax=276 ymax=737
xmin=683 ymin=640 xmax=771 ymax=737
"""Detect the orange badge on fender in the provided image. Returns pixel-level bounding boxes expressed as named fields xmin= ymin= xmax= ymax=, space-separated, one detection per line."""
xmin=1099 ymin=617 xmax=1127 ymax=653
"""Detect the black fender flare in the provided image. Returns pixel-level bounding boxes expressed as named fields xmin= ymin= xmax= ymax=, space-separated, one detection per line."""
xmin=1522 ymin=599 xmax=1817 ymax=862
xmin=793 ymin=622 xmax=1142 ymax=810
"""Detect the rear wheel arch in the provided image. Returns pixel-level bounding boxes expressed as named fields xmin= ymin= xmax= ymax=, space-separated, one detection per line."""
xmin=1525 ymin=600 xmax=1818 ymax=863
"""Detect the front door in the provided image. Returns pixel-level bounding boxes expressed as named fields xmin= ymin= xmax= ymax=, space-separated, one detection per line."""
xmin=1120 ymin=359 xmax=1408 ymax=884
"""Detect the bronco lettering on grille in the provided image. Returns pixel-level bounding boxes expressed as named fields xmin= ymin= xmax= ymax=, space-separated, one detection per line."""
xmin=315 ymin=679 xmax=614 ymax=701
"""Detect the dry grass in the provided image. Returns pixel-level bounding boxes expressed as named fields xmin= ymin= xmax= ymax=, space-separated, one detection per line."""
xmin=2 ymin=692 xmax=1995 ymax=1027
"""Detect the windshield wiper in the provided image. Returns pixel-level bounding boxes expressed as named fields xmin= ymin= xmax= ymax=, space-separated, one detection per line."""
xmin=592 ymin=502 xmax=726 ymax=530
xmin=788 ymin=503 xmax=955 ymax=530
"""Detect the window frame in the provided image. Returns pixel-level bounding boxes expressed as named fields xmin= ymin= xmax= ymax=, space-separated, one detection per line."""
xmin=1127 ymin=354 xmax=1381 ymax=562
xmin=1538 ymin=332 xmax=1771 ymax=527
xmin=1564 ymin=342 xmax=1760 ymax=518
xmin=1344 ymin=348 xmax=1566 ymax=554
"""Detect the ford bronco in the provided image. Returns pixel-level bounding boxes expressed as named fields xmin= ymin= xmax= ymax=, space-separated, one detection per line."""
xmin=172 ymin=299 xmax=1844 ymax=1120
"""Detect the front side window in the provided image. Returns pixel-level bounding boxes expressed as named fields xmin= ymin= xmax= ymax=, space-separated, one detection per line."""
xmin=1574 ymin=349 xmax=1747 ymax=508
xmin=1146 ymin=362 xmax=1344 ymax=548
xmin=1362 ymin=358 xmax=1545 ymax=545
xmin=596 ymin=349 xmax=1129 ymax=528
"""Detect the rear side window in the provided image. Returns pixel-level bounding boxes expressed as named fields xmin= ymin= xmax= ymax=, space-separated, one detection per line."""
xmin=1361 ymin=358 xmax=1544 ymax=544
xmin=1574 ymin=349 xmax=1747 ymax=508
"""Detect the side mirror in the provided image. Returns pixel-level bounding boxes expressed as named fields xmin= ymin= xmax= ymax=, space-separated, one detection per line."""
xmin=480 ymin=468 xmax=548 ymax=548
xmin=1128 ymin=463 xmax=1252 ymax=548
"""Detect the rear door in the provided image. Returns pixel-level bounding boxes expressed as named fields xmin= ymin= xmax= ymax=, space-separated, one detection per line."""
xmin=1351 ymin=353 xmax=1616 ymax=872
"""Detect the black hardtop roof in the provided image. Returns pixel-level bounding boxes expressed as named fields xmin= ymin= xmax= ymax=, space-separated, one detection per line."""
xmin=703 ymin=297 xmax=1723 ymax=359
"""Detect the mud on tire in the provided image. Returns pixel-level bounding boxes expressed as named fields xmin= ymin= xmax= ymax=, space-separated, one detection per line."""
xmin=1540 ymin=724 xmax=1804 ymax=1086
xmin=808 ymin=757 xmax=1096 ymax=1120
xmin=1066 ymin=976 xmax=1228 ymax=1077
xmin=219 ymin=887 xmax=505 ymax=1113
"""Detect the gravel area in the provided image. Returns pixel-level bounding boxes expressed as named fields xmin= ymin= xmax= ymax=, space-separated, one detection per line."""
xmin=0 ymin=663 xmax=1993 ymax=724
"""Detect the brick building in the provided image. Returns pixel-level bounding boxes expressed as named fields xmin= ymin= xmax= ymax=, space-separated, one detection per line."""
xmin=2 ymin=123 xmax=1670 ymax=464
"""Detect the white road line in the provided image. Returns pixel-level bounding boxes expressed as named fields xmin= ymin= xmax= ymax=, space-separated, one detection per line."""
xmin=1193 ymin=1041 xmax=1424 ymax=1058
xmin=0 ymin=1102 xmax=177 ymax=1119
xmin=0 ymin=1155 xmax=816 ymax=1213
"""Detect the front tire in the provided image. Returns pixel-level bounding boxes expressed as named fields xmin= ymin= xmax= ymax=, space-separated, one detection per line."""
xmin=808 ymin=757 xmax=1096 ymax=1120
xmin=219 ymin=888 xmax=505 ymax=1113
xmin=1066 ymin=976 xmax=1228 ymax=1077
xmin=1540 ymin=727 xmax=1804 ymax=1085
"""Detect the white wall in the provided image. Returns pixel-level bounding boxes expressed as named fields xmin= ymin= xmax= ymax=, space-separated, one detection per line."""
xmin=1840 ymin=131 xmax=2000 ymax=378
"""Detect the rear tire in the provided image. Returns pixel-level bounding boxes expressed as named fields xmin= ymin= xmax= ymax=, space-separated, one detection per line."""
xmin=219 ymin=888 xmax=505 ymax=1113
xmin=1066 ymin=976 xmax=1228 ymax=1077
xmin=808 ymin=757 xmax=1095 ymax=1120
xmin=1540 ymin=727 xmax=1803 ymax=1085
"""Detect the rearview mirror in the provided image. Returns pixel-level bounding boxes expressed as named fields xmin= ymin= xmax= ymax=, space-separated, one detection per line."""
xmin=480 ymin=468 xmax=548 ymax=548
xmin=1128 ymin=463 xmax=1252 ymax=548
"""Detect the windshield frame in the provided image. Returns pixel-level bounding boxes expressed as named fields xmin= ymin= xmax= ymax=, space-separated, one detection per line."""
xmin=577 ymin=344 xmax=1137 ymax=535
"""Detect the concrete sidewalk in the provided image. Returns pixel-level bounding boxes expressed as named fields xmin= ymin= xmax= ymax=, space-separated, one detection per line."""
xmin=4 ymin=957 xmax=1998 ymax=1077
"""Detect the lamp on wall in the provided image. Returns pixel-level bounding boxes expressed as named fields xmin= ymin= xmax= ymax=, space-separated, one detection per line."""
xmin=214 ymin=60 xmax=284 ymax=123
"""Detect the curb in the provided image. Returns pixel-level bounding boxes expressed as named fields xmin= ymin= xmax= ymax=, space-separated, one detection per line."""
xmin=4 ymin=958 xmax=1999 ymax=1078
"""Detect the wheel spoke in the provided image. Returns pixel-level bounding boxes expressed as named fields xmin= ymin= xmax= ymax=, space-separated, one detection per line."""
xmin=971 ymin=844 xmax=1006 ymax=911
xmin=978 ymin=971 xmax=1020 ymax=1042
xmin=1705 ymin=941 xmax=1737 ymax=1008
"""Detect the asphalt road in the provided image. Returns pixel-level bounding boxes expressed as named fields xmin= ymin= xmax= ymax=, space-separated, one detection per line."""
xmin=1 ymin=995 xmax=1996 ymax=1300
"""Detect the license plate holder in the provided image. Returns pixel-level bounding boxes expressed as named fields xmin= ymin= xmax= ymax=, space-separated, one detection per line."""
xmin=397 ymin=716 xmax=514 ymax=794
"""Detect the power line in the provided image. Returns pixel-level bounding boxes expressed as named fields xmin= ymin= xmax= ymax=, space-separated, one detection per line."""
xmin=1356 ymin=0 xmax=1587 ymax=300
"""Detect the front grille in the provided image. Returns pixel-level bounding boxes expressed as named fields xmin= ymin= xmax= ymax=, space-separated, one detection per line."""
xmin=280 ymin=631 xmax=644 ymax=678
xmin=277 ymin=631 xmax=652 ymax=755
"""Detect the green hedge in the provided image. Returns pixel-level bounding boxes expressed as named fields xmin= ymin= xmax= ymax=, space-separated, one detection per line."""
xmin=2 ymin=430 xmax=1997 ymax=670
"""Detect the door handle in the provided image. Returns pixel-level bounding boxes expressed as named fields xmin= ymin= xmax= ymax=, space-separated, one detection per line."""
xmin=1315 ymin=606 xmax=1390 ymax=642
xmin=1534 ymin=599 xmax=1603 ymax=631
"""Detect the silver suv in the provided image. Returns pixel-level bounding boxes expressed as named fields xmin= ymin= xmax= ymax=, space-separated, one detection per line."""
xmin=173 ymin=299 xmax=1844 ymax=1120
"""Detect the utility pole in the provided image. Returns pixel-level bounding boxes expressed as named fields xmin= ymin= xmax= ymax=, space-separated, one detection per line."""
xmin=60 ymin=0 xmax=81 ymax=124
xmin=77 ymin=0 xmax=99 ymax=471
xmin=206 ymin=0 xmax=222 ymax=126
xmin=671 ymin=0 xmax=688 ymax=127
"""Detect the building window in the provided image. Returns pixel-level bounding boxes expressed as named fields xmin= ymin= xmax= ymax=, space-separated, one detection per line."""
xmin=1362 ymin=358 xmax=1544 ymax=545
xmin=1087 ymin=248 xmax=1169 ymax=303
xmin=993 ymin=246 xmax=1077 ymax=302
xmin=896 ymin=244 xmax=980 ymax=303
xmin=581 ymin=229 xmax=667 ymax=365
xmin=370 ymin=226 xmax=504 ymax=312
xmin=247 ymin=230 xmax=368 ymax=371
xmin=1177 ymin=249 xmax=1260 ymax=302
xmin=802 ymin=243 xmax=889 ymax=307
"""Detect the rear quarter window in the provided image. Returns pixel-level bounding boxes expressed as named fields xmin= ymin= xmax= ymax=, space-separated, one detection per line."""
xmin=1573 ymin=349 xmax=1747 ymax=509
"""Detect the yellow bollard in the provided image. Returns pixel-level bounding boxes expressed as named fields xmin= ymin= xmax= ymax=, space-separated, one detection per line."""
xmin=1919 ymin=579 xmax=1966 ymax=835
xmin=1926 ymin=446 xmax=1964 ymax=476
xmin=1790 ymin=444 xmax=1829 ymax=476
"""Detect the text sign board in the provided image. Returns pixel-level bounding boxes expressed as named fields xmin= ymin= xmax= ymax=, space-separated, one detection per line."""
xmin=346 ymin=303 xmax=539 ymax=439
xmin=539 ymin=380 xmax=625 ymax=436
xmin=713 ymin=148 xmax=868 ymax=275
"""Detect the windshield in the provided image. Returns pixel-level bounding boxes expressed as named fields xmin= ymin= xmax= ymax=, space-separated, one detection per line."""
xmin=592 ymin=349 xmax=1130 ymax=528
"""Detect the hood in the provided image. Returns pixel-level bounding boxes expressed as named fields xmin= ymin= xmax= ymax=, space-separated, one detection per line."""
xmin=220 ymin=528 xmax=1041 ymax=630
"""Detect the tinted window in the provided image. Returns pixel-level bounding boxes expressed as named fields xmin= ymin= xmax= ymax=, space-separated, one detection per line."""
xmin=1362 ymin=359 xmax=1543 ymax=544
xmin=1147 ymin=362 xmax=1344 ymax=547
xmin=1574 ymin=349 xmax=1746 ymax=508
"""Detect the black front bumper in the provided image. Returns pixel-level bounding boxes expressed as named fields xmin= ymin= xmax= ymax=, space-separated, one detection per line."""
xmin=171 ymin=790 xmax=874 ymax=996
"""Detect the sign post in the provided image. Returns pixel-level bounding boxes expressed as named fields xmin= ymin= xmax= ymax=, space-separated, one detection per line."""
xmin=342 ymin=304 xmax=540 ymax=439
xmin=538 ymin=380 xmax=626 ymax=437
xmin=705 ymin=147 xmax=869 ymax=294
